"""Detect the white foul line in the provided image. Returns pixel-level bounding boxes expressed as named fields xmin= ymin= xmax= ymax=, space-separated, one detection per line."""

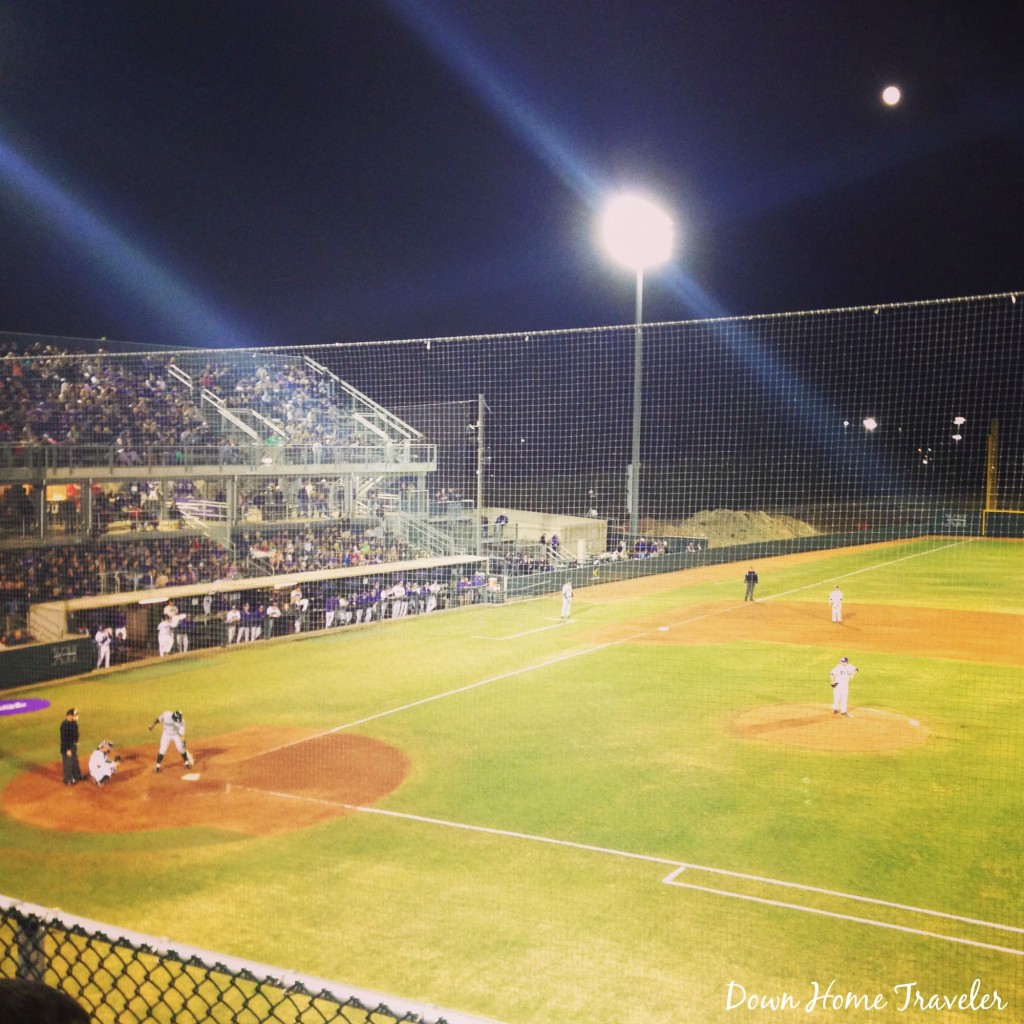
xmin=472 ymin=621 xmax=569 ymax=640
xmin=664 ymin=878 xmax=1024 ymax=958
xmin=356 ymin=806 xmax=1024 ymax=955
xmin=259 ymin=631 xmax=643 ymax=756
xmin=226 ymin=787 xmax=1024 ymax=958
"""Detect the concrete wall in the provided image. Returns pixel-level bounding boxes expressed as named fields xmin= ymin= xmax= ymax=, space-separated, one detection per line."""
xmin=482 ymin=508 xmax=607 ymax=559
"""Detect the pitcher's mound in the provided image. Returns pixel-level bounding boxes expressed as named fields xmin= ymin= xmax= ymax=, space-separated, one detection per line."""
xmin=730 ymin=703 xmax=929 ymax=752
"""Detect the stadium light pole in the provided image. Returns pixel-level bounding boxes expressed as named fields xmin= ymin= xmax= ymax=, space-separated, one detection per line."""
xmin=599 ymin=194 xmax=674 ymax=538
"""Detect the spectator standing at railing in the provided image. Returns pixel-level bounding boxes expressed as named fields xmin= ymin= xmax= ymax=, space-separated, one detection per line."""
xmin=175 ymin=612 xmax=190 ymax=653
xmin=251 ymin=605 xmax=264 ymax=641
xmin=236 ymin=602 xmax=255 ymax=642
xmin=225 ymin=604 xmax=240 ymax=644
xmin=324 ymin=592 xmax=339 ymax=628
xmin=290 ymin=586 xmax=308 ymax=632
xmin=264 ymin=598 xmax=282 ymax=637
xmin=112 ymin=607 xmax=127 ymax=662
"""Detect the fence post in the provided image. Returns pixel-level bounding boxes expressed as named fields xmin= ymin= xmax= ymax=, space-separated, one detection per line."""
xmin=15 ymin=909 xmax=47 ymax=982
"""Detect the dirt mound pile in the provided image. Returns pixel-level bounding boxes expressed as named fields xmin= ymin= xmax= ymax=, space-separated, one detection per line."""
xmin=644 ymin=509 xmax=819 ymax=547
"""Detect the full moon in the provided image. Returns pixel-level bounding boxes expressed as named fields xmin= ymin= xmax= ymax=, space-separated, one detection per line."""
xmin=882 ymin=85 xmax=902 ymax=106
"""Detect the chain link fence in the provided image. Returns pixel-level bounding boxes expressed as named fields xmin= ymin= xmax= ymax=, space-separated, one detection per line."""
xmin=0 ymin=896 xmax=501 ymax=1024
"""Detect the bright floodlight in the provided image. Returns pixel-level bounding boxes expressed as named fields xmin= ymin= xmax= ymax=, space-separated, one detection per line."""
xmin=882 ymin=85 xmax=902 ymax=107
xmin=600 ymin=194 xmax=673 ymax=271
xmin=863 ymin=417 xmax=878 ymax=431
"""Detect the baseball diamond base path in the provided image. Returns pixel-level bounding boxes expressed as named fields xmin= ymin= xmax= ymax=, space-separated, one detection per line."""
xmin=3 ymin=727 xmax=409 ymax=836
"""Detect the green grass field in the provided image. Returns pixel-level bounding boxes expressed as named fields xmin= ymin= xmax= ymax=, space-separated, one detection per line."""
xmin=3 ymin=537 xmax=1023 ymax=1023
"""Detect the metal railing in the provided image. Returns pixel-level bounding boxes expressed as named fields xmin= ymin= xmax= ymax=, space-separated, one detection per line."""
xmin=0 ymin=441 xmax=437 ymax=473
xmin=0 ymin=897 xmax=501 ymax=1024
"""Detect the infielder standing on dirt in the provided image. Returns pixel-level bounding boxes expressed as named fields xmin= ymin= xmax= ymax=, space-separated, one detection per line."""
xmin=830 ymin=656 xmax=858 ymax=716
xmin=148 ymin=710 xmax=195 ymax=773
xmin=829 ymin=584 xmax=844 ymax=623
xmin=744 ymin=567 xmax=758 ymax=601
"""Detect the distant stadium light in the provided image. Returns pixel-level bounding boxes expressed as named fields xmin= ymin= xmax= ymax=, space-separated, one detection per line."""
xmin=863 ymin=417 xmax=878 ymax=431
xmin=598 ymin=193 xmax=674 ymax=538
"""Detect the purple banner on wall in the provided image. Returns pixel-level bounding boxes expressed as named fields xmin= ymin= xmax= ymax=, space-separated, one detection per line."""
xmin=0 ymin=698 xmax=51 ymax=717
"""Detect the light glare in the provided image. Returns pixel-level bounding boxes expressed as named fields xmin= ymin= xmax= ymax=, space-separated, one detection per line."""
xmin=600 ymin=194 xmax=674 ymax=271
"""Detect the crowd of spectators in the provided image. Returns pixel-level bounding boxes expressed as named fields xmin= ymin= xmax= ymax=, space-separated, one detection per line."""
xmin=0 ymin=521 xmax=431 ymax=617
xmin=1 ymin=344 xmax=213 ymax=453
xmin=0 ymin=343 xmax=381 ymax=461
xmin=243 ymin=525 xmax=422 ymax=574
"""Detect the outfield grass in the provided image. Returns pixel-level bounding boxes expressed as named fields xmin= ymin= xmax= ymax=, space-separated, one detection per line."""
xmin=2 ymin=537 xmax=1023 ymax=1023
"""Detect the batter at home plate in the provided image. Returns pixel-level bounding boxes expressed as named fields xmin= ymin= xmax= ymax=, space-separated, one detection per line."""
xmin=148 ymin=710 xmax=195 ymax=773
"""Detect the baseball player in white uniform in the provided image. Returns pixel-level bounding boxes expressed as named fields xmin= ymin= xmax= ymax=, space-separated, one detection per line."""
xmin=829 ymin=585 xmax=844 ymax=623
xmin=291 ymin=587 xmax=308 ymax=632
xmin=88 ymin=740 xmax=119 ymax=786
xmin=95 ymin=626 xmax=112 ymax=668
xmin=148 ymin=710 xmax=195 ymax=772
xmin=225 ymin=604 xmax=241 ymax=644
xmin=157 ymin=615 xmax=175 ymax=657
xmin=560 ymin=579 xmax=574 ymax=619
xmin=829 ymin=656 xmax=858 ymax=715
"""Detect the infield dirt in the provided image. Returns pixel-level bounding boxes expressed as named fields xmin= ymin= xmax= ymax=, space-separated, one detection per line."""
xmin=3 ymin=727 xmax=409 ymax=837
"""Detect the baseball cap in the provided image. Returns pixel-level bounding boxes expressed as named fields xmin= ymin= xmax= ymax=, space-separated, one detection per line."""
xmin=841 ymin=657 xmax=849 ymax=663
xmin=98 ymin=739 xmax=114 ymax=749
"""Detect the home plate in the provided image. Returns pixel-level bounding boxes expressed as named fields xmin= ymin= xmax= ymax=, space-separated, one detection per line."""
xmin=658 ymin=626 xmax=669 ymax=632
xmin=182 ymin=773 xmax=201 ymax=782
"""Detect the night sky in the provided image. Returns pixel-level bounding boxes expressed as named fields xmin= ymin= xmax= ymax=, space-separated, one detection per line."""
xmin=0 ymin=0 xmax=1022 ymax=349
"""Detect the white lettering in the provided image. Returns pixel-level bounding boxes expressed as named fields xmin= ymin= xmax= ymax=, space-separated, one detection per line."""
xmin=725 ymin=981 xmax=802 ymax=1011
xmin=893 ymin=979 xmax=1007 ymax=1012
xmin=807 ymin=980 xmax=886 ymax=1012
xmin=725 ymin=981 xmax=746 ymax=1011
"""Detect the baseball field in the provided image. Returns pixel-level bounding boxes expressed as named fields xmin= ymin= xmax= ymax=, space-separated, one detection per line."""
xmin=2 ymin=536 xmax=1023 ymax=1023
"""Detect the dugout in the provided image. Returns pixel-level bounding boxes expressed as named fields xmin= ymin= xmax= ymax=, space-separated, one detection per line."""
xmin=26 ymin=554 xmax=489 ymax=666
